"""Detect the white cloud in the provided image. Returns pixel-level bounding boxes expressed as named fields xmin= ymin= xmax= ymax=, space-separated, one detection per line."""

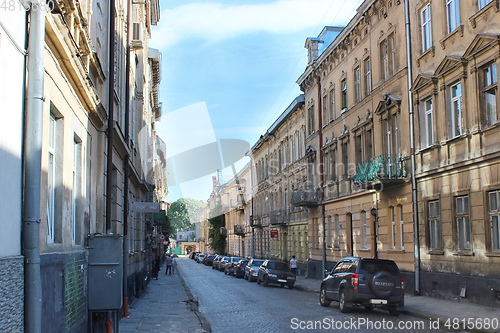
xmin=150 ymin=0 xmax=363 ymax=49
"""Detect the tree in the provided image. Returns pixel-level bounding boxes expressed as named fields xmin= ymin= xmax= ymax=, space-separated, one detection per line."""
xmin=167 ymin=198 xmax=204 ymax=233
xmin=208 ymin=195 xmax=226 ymax=254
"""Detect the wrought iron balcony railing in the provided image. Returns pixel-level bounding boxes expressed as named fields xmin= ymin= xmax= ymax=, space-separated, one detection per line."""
xmin=353 ymin=154 xmax=407 ymax=188
xmin=269 ymin=210 xmax=286 ymax=225
xmin=291 ymin=187 xmax=320 ymax=207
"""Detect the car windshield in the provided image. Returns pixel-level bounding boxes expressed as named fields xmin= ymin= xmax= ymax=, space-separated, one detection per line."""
xmin=252 ymin=260 xmax=264 ymax=266
xmin=231 ymin=257 xmax=240 ymax=262
xmin=238 ymin=261 xmax=248 ymax=267
xmin=359 ymin=260 xmax=400 ymax=275
xmin=223 ymin=257 xmax=230 ymax=261
xmin=266 ymin=261 xmax=291 ymax=272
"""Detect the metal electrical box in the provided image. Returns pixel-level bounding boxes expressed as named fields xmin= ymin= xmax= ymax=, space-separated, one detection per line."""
xmin=87 ymin=234 xmax=123 ymax=310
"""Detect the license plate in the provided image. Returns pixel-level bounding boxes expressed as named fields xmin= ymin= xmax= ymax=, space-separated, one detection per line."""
xmin=278 ymin=279 xmax=287 ymax=283
xmin=370 ymin=299 xmax=388 ymax=305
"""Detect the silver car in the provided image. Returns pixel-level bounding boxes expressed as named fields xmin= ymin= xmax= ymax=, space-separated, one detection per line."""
xmin=224 ymin=257 xmax=241 ymax=275
xmin=244 ymin=259 xmax=264 ymax=282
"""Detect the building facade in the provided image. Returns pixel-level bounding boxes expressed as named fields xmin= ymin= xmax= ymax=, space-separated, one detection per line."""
xmin=409 ymin=0 xmax=500 ymax=306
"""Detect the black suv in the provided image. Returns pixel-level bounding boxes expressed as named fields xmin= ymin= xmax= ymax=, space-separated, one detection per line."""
xmin=320 ymin=257 xmax=404 ymax=316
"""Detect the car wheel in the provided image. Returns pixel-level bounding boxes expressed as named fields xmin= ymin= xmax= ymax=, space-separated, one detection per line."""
xmin=339 ymin=289 xmax=351 ymax=313
xmin=248 ymin=276 xmax=253 ymax=282
xmin=263 ymin=276 xmax=268 ymax=287
xmin=256 ymin=277 xmax=261 ymax=284
xmin=389 ymin=307 xmax=400 ymax=316
xmin=320 ymin=286 xmax=331 ymax=307
xmin=288 ymin=284 xmax=294 ymax=290
xmin=281 ymin=284 xmax=285 ymax=288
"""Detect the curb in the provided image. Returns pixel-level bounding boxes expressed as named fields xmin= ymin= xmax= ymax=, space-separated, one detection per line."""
xmin=177 ymin=268 xmax=212 ymax=333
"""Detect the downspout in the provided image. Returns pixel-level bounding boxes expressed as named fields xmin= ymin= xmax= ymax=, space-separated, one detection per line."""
xmin=122 ymin=0 xmax=132 ymax=318
xmin=23 ymin=2 xmax=46 ymax=332
xmin=106 ymin=0 xmax=116 ymax=234
xmin=404 ymin=0 xmax=420 ymax=295
xmin=317 ymin=76 xmax=326 ymax=278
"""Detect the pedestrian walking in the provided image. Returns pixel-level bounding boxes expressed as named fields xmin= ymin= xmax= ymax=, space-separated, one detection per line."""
xmin=153 ymin=257 xmax=161 ymax=279
xmin=290 ymin=255 xmax=298 ymax=277
xmin=171 ymin=256 xmax=177 ymax=274
xmin=165 ymin=254 xmax=173 ymax=275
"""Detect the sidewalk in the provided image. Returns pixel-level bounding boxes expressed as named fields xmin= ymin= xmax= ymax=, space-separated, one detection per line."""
xmin=119 ymin=262 xmax=210 ymax=333
xmin=294 ymin=275 xmax=500 ymax=333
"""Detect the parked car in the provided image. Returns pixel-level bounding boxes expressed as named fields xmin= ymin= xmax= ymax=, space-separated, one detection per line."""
xmin=212 ymin=255 xmax=222 ymax=270
xmin=319 ymin=257 xmax=404 ymax=316
xmin=257 ymin=260 xmax=295 ymax=289
xmin=244 ymin=259 xmax=265 ymax=282
xmin=218 ymin=257 xmax=231 ymax=271
xmin=196 ymin=253 xmax=206 ymax=263
xmin=224 ymin=257 xmax=241 ymax=275
xmin=233 ymin=260 xmax=249 ymax=278
xmin=204 ymin=254 xmax=217 ymax=266
xmin=189 ymin=252 xmax=199 ymax=259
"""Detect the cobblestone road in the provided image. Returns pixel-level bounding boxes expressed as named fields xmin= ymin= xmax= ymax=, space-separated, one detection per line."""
xmin=178 ymin=257 xmax=464 ymax=333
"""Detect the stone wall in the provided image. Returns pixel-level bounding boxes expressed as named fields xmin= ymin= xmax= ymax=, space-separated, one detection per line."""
xmin=0 ymin=256 xmax=24 ymax=332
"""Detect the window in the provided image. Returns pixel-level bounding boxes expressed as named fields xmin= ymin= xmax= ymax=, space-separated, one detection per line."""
xmin=329 ymin=148 xmax=337 ymax=181
xmin=329 ymin=89 xmax=335 ymax=121
xmin=365 ymin=129 xmax=373 ymax=160
xmin=322 ymin=94 xmax=328 ymax=125
xmin=361 ymin=211 xmax=367 ymax=249
xmin=422 ymin=97 xmax=434 ymax=147
xmin=456 ymin=195 xmax=471 ymax=250
xmin=428 ymin=200 xmax=441 ymax=249
xmin=355 ymin=134 xmax=362 ymax=165
xmin=295 ymin=133 xmax=299 ymax=161
xmin=327 ymin=216 xmax=332 ymax=248
xmin=385 ymin=113 xmax=399 ymax=155
xmin=72 ymin=137 xmax=82 ymax=244
xmin=354 ymin=67 xmax=361 ymax=103
xmin=449 ymin=82 xmax=463 ymax=138
xmin=479 ymin=0 xmax=493 ymax=10
xmin=308 ymin=106 xmax=315 ymax=135
xmin=391 ymin=206 xmax=396 ymax=248
xmin=341 ymin=79 xmax=347 ymax=112
xmin=334 ymin=215 xmax=340 ymax=248
xmin=381 ymin=34 xmax=395 ymax=81
xmin=446 ymin=0 xmax=460 ymax=34
xmin=364 ymin=58 xmax=371 ymax=96
xmin=489 ymin=190 xmax=500 ymax=251
xmin=421 ymin=4 xmax=432 ymax=51
xmin=399 ymin=204 xmax=404 ymax=249
xmin=341 ymin=141 xmax=348 ymax=178
xmin=48 ymin=115 xmax=56 ymax=243
xmin=483 ymin=63 xmax=498 ymax=126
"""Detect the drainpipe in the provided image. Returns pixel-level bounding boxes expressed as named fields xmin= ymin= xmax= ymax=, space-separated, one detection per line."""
xmin=404 ymin=0 xmax=420 ymax=295
xmin=105 ymin=0 xmax=116 ymax=234
xmin=317 ymin=76 xmax=326 ymax=278
xmin=23 ymin=2 xmax=46 ymax=332
xmin=122 ymin=0 xmax=132 ymax=318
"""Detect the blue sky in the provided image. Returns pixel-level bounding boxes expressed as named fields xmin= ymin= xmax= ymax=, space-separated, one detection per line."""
xmin=150 ymin=0 xmax=364 ymax=202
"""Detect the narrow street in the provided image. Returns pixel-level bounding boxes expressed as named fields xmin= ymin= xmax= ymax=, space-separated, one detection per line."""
xmin=177 ymin=257 xmax=461 ymax=333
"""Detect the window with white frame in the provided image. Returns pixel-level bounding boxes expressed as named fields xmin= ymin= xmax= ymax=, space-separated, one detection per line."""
xmin=48 ymin=114 xmax=56 ymax=243
xmin=446 ymin=0 xmax=460 ymax=34
xmin=341 ymin=79 xmax=347 ymax=112
xmin=421 ymin=4 xmax=432 ymax=51
xmin=482 ymin=63 xmax=498 ymax=127
xmin=361 ymin=211 xmax=367 ymax=249
xmin=381 ymin=34 xmax=395 ymax=81
xmin=399 ymin=204 xmax=404 ymax=249
xmin=489 ymin=190 xmax=500 ymax=251
xmin=334 ymin=215 xmax=340 ymax=248
xmin=329 ymin=89 xmax=335 ymax=121
xmin=322 ymin=94 xmax=328 ymax=126
xmin=364 ymin=57 xmax=371 ymax=96
xmin=391 ymin=206 xmax=396 ymax=248
xmin=295 ymin=133 xmax=299 ymax=161
xmin=449 ymin=82 xmax=463 ymax=138
xmin=428 ymin=200 xmax=441 ymax=249
xmin=308 ymin=106 xmax=315 ymax=135
xmin=422 ymin=97 xmax=434 ymax=147
xmin=456 ymin=195 xmax=471 ymax=250
xmin=479 ymin=0 xmax=493 ymax=10
xmin=354 ymin=66 xmax=361 ymax=103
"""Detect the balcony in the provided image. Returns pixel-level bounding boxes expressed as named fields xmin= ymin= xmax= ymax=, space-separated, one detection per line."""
xmin=250 ymin=215 xmax=262 ymax=228
xmin=269 ymin=210 xmax=286 ymax=225
xmin=291 ymin=187 xmax=320 ymax=207
xmin=353 ymin=154 xmax=407 ymax=190
xmin=234 ymin=225 xmax=245 ymax=236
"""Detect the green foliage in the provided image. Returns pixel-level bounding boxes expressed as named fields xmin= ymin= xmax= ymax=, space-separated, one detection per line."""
xmin=208 ymin=195 xmax=226 ymax=254
xmin=167 ymin=198 xmax=204 ymax=232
